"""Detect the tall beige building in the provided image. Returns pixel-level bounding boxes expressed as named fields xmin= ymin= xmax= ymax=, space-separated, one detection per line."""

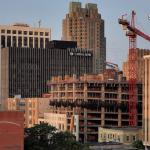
xmin=0 ymin=23 xmax=51 ymax=48
xmin=144 ymin=55 xmax=150 ymax=150
xmin=0 ymin=23 xmax=51 ymax=109
xmin=122 ymin=48 xmax=150 ymax=82
xmin=62 ymin=2 xmax=106 ymax=73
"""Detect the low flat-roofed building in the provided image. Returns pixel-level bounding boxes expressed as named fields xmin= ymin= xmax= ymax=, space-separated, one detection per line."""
xmin=38 ymin=112 xmax=67 ymax=131
xmin=7 ymin=97 xmax=49 ymax=127
xmin=0 ymin=111 xmax=24 ymax=150
xmin=98 ymin=127 xmax=142 ymax=145
xmin=90 ymin=143 xmax=138 ymax=150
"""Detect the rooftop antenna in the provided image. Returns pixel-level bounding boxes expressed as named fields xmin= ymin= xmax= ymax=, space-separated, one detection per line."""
xmin=38 ymin=20 xmax=42 ymax=28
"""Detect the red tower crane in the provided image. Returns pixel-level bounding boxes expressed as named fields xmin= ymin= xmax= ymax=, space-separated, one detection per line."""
xmin=119 ymin=11 xmax=150 ymax=126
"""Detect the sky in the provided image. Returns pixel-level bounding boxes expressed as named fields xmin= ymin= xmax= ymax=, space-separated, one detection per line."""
xmin=0 ymin=0 xmax=150 ymax=68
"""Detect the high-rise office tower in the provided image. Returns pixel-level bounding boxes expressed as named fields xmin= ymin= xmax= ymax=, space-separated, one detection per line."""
xmin=0 ymin=41 xmax=93 ymax=108
xmin=62 ymin=2 xmax=106 ymax=73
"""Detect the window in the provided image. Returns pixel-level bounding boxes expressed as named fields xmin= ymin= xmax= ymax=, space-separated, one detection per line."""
xmin=24 ymin=37 xmax=27 ymax=46
xmin=24 ymin=31 xmax=27 ymax=35
xmin=133 ymin=136 xmax=136 ymax=141
xmin=18 ymin=37 xmax=22 ymax=47
xmin=34 ymin=37 xmax=38 ymax=48
xmin=34 ymin=32 xmax=38 ymax=35
xmin=13 ymin=36 xmax=16 ymax=47
xmin=1 ymin=29 xmax=5 ymax=33
xmin=126 ymin=136 xmax=129 ymax=141
xmin=29 ymin=31 xmax=33 ymax=35
xmin=40 ymin=38 xmax=44 ymax=48
xmin=7 ymin=36 xmax=11 ymax=47
xmin=118 ymin=136 xmax=120 ymax=141
xmin=45 ymin=32 xmax=49 ymax=36
xmin=12 ymin=30 xmax=16 ymax=34
xmin=29 ymin=37 xmax=33 ymax=47
xmin=18 ymin=30 xmax=22 ymax=34
xmin=40 ymin=32 xmax=43 ymax=36
xmin=59 ymin=124 xmax=61 ymax=130
xmin=7 ymin=30 xmax=11 ymax=34
xmin=62 ymin=124 xmax=64 ymax=130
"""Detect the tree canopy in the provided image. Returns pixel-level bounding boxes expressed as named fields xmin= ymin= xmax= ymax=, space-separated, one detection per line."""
xmin=132 ymin=140 xmax=144 ymax=149
xmin=24 ymin=123 xmax=90 ymax=150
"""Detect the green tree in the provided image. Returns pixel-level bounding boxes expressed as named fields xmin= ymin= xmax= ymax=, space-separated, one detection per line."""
xmin=24 ymin=123 xmax=90 ymax=150
xmin=132 ymin=140 xmax=144 ymax=149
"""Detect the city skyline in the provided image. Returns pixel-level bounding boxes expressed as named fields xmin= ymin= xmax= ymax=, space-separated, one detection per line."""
xmin=0 ymin=0 xmax=150 ymax=67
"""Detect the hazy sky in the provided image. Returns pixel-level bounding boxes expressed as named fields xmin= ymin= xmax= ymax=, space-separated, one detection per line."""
xmin=0 ymin=0 xmax=150 ymax=68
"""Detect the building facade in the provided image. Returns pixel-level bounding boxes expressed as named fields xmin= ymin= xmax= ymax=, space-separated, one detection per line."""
xmin=62 ymin=2 xmax=106 ymax=73
xmin=143 ymin=55 xmax=150 ymax=150
xmin=47 ymin=74 xmax=142 ymax=143
xmin=0 ymin=43 xmax=93 ymax=104
xmin=38 ymin=113 xmax=67 ymax=131
xmin=7 ymin=97 xmax=49 ymax=128
xmin=0 ymin=111 xmax=24 ymax=150
xmin=0 ymin=23 xmax=51 ymax=48
xmin=98 ymin=127 xmax=142 ymax=145
xmin=122 ymin=48 xmax=150 ymax=82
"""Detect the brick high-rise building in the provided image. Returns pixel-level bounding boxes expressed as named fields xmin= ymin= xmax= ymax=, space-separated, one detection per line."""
xmin=62 ymin=2 xmax=106 ymax=74
xmin=122 ymin=48 xmax=150 ymax=82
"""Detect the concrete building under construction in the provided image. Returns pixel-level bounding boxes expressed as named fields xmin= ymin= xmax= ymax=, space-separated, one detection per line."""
xmin=47 ymin=72 xmax=142 ymax=143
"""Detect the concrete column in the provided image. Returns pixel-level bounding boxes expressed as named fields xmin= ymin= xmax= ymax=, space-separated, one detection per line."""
xmin=101 ymin=84 xmax=105 ymax=126
xmin=118 ymin=85 xmax=122 ymax=127
xmin=84 ymin=108 xmax=87 ymax=143
xmin=65 ymin=84 xmax=68 ymax=100
xmin=5 ymin=35 xmax=7 ymax=47
xmin=33 ymin=37 xmax=35 ymax=48
xmin=22 ymin=33 xmax=24 ymax=47
xmin=38 ymin=37 xmax=40 ymax=48
xmin=83 ymin=79 xmax=87 ymax=143
xmin=27 ymin=36 xmax=29 ymax=47
xmin=44 ymin=37 xmax=45 ymax=48
xmin=73 ymin=81 xmax=75 ymax=102
xmin=16 ymin=35 xmax=18 ymax=47
xmin=11 ymin=35 xmax=13 ymax=47
xmin=58 ymin=84 xmax=60 ymax=101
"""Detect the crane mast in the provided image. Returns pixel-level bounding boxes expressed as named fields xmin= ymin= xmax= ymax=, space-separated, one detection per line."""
xmin=119 ymin=11 xmax=150 ymax=126
xmin=127 ymin=11 xmax=137 ymax=126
